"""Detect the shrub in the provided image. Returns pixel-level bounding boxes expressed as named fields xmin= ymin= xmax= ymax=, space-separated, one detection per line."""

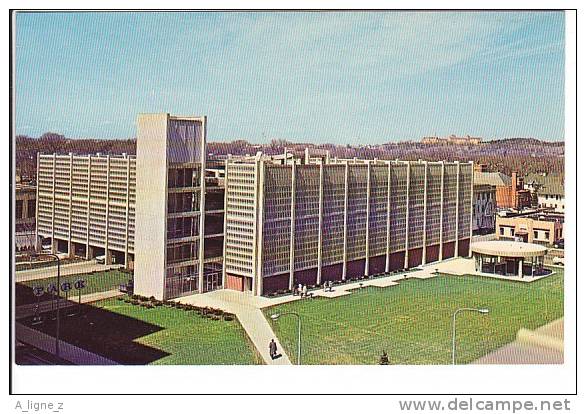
xmin=130 ymin=299 xmax=140 ymax=306
xmin=116 ymin=297 xmax=124 ymax=301
xmin=149 ymin=296 xmax=156 ymax=303
xmin=223 ymin=315 xmax=234 ymax=321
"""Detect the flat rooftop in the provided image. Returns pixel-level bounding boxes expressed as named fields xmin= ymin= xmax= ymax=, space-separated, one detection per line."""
xmin=471 ymin=241 xmax=547 ymax=258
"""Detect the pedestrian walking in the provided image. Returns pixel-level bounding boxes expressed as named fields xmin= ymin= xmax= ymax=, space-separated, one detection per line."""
xmin=302 ymin=284 xmax=308 ymax=298
xmin=269 ymin=339 xmax=278 ymax=360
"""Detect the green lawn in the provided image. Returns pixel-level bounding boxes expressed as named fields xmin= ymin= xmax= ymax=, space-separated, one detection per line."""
xmin=18 ymin=269 xmax=131 ymax=304
xmin=21 ymin=297 xmax=263 ymax=365
xmin=21 ymin=269 xmax=131 ymax=293
xmin=99 ymin=298 xmax=263 ymax=365
xmin=263 ymin=269 xmax=564 ymax=365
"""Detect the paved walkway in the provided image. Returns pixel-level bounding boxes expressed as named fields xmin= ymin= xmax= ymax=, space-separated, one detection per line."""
xmin=176 ymin=290 xmax=293 ymax=365
xmin=16 ymin=323 xmax=118 ymax=365
xmin=16 ymin=289 xmax=122 ymax=319
xmin=16 ymin=260 xmax=123 ymax=282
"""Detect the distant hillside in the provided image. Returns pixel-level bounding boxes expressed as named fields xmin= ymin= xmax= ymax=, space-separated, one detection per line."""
xmin=15 ymin=133 xmax=136 ymax=178
xmin=15 ymin=134 xmax=564 ymax=179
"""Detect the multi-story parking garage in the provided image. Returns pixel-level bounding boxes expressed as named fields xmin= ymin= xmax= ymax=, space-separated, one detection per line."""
xmin=36 ymin=114 xmax=225 ymax=300
xmin=37 ymin=113 xmax=474 ymax=299
xmin=223 ymin=153 xmax=474 ymax=296
xmin=36 ymin=152 xmax=137 ymax=266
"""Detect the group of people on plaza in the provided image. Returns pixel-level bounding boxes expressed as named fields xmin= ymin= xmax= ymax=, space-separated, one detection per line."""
xmin=292 ymin=280 xmax=335 ymax=297
xmin=292 ymin=283 xmax=309 ymax=298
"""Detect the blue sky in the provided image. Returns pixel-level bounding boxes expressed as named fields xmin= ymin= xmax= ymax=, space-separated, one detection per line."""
xmin=15 ymin=11 xmax=565 ymax=143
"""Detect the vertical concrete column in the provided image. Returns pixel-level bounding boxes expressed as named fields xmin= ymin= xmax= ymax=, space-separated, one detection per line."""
xmin=124 ymin=156 xmax=131 ymax=267
xmin=222 ymin=159 xmax=229 ymax=289
xmin=316 ymin=162 xmax=324 ymax=285
xmin=198 ymin=116 xmax=208 ymax=293
xmin=342 ymin=161 xmax=349 ymax=281
xmin=518 ymin=259 xmax=523 ymax=277
xmin=455 ymin=162 xmax=461 ymax=257
xmin=22 ymin=193 xmax=29 ymax=221
xmin=439 ymin=161 xmax=445 ymax=261
xmin=288 ymin=162 xmax=297 ymax=290
xmin=364 ymin=161 xmax=371 ymax=276
xmin=34 ymin=153 xmax=40 ymax=252
xmin=51 ymin=154 xmax=56 ymax=254
xmin=468 ymin=161 xmax=474 ymax=257
xmin=85 ymin=155 xmax=92 ymax=260
xmin=404 ymin=162 xmax=411 ymax=269
xmin=68 ymin=153 xmax=73 ymax=256
xmin=422 ymin=162 xmax=428 ymax=265
xmin=104 ymin=155 xmax=111 ymax=264
xmin=106 ymin=249 xmax=113 ymax=266
xmin=255 ymin=159 xmax=265 ymax=296
xmin=252 ymin=160 xmax=260 ymax=295
xmin=385 ymin=162 xmax=392 ymax=273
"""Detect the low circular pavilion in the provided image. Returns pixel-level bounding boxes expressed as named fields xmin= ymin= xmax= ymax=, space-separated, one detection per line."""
xmin=470 ymin=241 xmax=548 ymax=278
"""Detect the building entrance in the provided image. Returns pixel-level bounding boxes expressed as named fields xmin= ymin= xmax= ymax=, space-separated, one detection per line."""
xmin=244 ymin=277 xmax=253 ymax=293
xmin=203 ymin=271 xmax=221 ymax=293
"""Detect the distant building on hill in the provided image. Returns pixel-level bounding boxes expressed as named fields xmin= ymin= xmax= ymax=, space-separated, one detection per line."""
xmin=421 ymin=134 xmax=482 ymax=145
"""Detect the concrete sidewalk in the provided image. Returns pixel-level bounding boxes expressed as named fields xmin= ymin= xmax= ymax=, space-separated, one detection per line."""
xmin=16 ymin=260 xmax=124 ymax=282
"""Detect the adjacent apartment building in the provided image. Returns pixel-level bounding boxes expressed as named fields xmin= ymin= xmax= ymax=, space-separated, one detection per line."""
xmin=496 ymin=210 xmax=564 ymax=246
xmin=223 ymin=154 xmax=474 ymax=296
xmin=474 ymin=166 xmax=531 ymax=210
xmin=525 ymin=173 xmax=565 ymax=213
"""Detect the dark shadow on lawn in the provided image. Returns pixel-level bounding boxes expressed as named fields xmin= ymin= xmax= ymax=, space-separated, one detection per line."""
xmin=17 ymin=300 xmax=170 ymax=365
xmin=15 ymin=282 xmax=48 ymax=306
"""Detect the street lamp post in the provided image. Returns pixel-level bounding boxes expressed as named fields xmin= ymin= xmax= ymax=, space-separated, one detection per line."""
xmin=451 ymin=307 xmax=489 ymax=365
xmin=271 ymin=312 xmax=301 ymax=365
xmin=31 ymin=252 xmax=61 ymax=357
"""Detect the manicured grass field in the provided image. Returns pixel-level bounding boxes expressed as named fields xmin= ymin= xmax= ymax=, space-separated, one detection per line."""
xmin=263 ymin=269 xmax=563 ymax=365
xmin=20 ymin=297 xmax=263 ymax=365
xmin=16 ymin=269 xmax=131 ymax=306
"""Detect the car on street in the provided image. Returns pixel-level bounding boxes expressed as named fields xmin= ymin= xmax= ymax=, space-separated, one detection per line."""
xmin=552 ymin=256 xmax=564 ymax=266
